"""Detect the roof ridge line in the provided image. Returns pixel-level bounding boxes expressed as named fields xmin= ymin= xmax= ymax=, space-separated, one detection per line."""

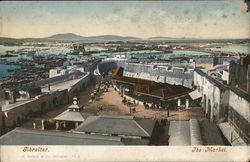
xmin=16 ymin=129 xmax=122 ymax=142
xmin=133 ymin=120 xmax=150 ymax=137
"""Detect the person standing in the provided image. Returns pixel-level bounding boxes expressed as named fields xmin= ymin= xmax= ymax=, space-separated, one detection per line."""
xmin=165 ymin=103 xmax=170 ymax=117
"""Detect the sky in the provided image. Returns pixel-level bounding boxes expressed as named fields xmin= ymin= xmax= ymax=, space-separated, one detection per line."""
xmin=0 ymin=1 xmax=249 ymax=39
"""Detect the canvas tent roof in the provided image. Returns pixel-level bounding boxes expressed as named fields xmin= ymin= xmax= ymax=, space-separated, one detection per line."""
xmin=168 ymin=119 xmax=202 ymax=145
xmin=189 ymin=90 xmax=202 ymax=100
xmin=217 ymin=122 xmax=247 ymax=146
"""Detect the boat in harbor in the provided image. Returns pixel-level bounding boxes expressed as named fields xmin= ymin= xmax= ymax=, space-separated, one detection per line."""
xmin=7 ymin=69 xmax=17 ymax=72
xmin=0 ymin=54 xmax=17 ymax=57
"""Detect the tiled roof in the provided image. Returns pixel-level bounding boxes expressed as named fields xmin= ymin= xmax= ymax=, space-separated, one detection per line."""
xmin=75 ymin=115 xmax=155 ymax=137
xmin=0 ymin=127 xmax=123 ymax=145
xmin=54 ymin=110 xmax=92 ymax=122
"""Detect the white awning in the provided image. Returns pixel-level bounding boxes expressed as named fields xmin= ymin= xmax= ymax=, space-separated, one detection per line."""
xmin=168 ymin=120 xmax=203 ymax=146
xmin=168 ymin=121 xmax=191 ymax=145
xmin=189 ymin=90 xmax=202 ymax=100
xmin=217 ymin=122 xmax=247 ymax=146
xmin=189 ymin=119 xmax=202 ymax=145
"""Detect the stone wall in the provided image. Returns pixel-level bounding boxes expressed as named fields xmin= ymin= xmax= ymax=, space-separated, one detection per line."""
xmin=1 ymin=73 xmax=92 ymax=131
xmin=229 ymin=61 xmax=250 ymax=94
xmin=0 ymin=108 xmax=4 ymax=135
xmin=0 ymin=58 xmax=99 ymax=135
xmin=214 ymin=56 xmax=239 ymax=65
xmin=194 ymin=68 xmax=250 ymax=144
xmin=0 ymin=86 xmax=4 ymax=102
xmin=194 ymin=56 xmax=215 ymax=65
xmin=228 ymin=88 xmax=249 ymax=143
xmin=26 ymin=72 xmax=79 ymax=88
xmin=98 ymin=61 xmax=118 ymax=74
xmin=123 ymin=63 xmax=194 ymax=88
xmin=3 ymin=89 xmax=68 ymax=128
xmin=194 ymin=55 xmax=239 ymax=65
xmin=194 ymin=69 xmax=226 ymax=122
xmin=68 ymin=72 xmax=91 ymax=103
xmin=228 ymin=89 xmax=250 ymax=143
xmin=98 ymin=60 xmax=194 ymax=88
xmin=228 ymin=89 xmax=249 ymax=121
xmin=84 ymin=59 xmax=101 ymax=72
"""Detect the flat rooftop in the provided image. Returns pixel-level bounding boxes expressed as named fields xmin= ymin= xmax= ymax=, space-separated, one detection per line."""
xmin=196 ymin=63 xmax=214 ymax=73
xmin=42 ymin=78 xmax=81 ymax=92
xmin=42 ymin=73 xmax=89 ymax=92
xmin=1 ymin=73 xmax=90 ymax=112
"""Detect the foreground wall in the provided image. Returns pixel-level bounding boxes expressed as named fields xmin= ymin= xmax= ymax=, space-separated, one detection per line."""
xmin=194 ymin=69 xmax=249 ymax=144
xmin=194 ymin=69 xmax=228 ymax=122
xmin=228 ymin=89 xmax=249 ymax=143
xmin=229 ymin=61 xmax=250 ymax=94
xmin=2 ymin=89 xmax=68 ymax=128
xmin=1 ymin=73 xmax=92 ymax=133
xmin=68 ymin=72 xmax=91 ymax=103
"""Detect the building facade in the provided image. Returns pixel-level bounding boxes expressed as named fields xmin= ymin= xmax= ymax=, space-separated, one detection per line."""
xmin=194 ymin=68 xmax=249 ymax=144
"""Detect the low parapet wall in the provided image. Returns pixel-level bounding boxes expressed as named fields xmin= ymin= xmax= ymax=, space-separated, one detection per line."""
xmin=24 ymin=71 xmax=87 ymax=88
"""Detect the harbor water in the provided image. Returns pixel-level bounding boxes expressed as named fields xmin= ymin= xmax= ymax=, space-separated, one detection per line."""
xmin=1 ymin=43 xmax=249 ymax=80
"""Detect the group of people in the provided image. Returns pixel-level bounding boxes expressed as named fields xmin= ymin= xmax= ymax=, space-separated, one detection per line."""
xmin=121 ymin=97 xmax=137 ymax=114
xmin=143 ymin=101 xmax=169 ymax=110
xmin=90 ymin=81 xmax=111 ymax=102
xmin=143 ymin=101 xmax=171 ymax=117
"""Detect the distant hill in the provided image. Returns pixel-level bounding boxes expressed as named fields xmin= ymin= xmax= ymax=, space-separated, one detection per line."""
xmin=1 ymin=35 xmax=249 ymax=45
xmin=148 ymin=37 xmax=188 ymax=40
xmin=0 ymin=37 xmax=51 ymax=46
xmin=47 ymin=33 xmax=141 ymax=41
xmin=47 ymin=33 xmax=84 ymax=40
xmin=86 ymin=35 xmax=140 ymax=41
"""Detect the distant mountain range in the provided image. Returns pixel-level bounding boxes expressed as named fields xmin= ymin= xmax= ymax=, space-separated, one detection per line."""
xmin=148 ymin=37 xmax=179 ymax=40
xmin=1 ymin=33 xmax=249 ymax=45
xmin=47 ymin=33 xmax=141 ymax=41
xmin=47 ymin=33 xmax=202 ymax=41
xmin=148 ymin=36 xmax=201 ymax=40
xmin=47 ymin=33 xmax=84 ymax=40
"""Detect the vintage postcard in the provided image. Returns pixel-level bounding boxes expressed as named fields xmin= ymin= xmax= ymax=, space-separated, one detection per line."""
xmin=0 ymin=0 xmax=249 ymax=161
